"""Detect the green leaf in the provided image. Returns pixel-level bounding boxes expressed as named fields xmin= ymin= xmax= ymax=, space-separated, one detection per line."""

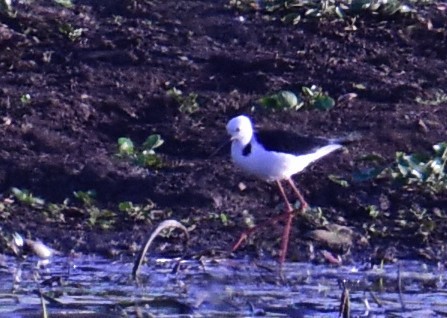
xmin=433 ymin=142 xmax=447 ymax=158
xmin=11 ymin=187 xmax=25 ymax=200
xmin=73 ymin=190 xmax=96 ymax=206
xmin=166 ymin=87 xmax=182 ymax=99
xmin=429 ymin=158 xmax=443 ymax=175
xmin=118 ymin=137 xmax=134 ymax=156
xmin=11 ymin=187 xmax=44 ymax=207
xmin=335 ymin=6 xmax=344 ymax=18
xmin=302 ymin=86 xmax=314 ymax=97
xmin=54 ymin=0 xmax=74 ymax=8
xmin=277 ymin=90 xmax=299 ymax=109
xmin=259 ymin=96 xmax=280 ymax=109
xmin=313 ymin=95 xmax=336 ymax=110
xmin=0 ymin=0 xmax=12 ymax=14
xmin=367 ymin=205 xmax=380 ymax=218
xmin=138 ymin=152 xmax=163 ymax=168
xmin=304 ymin=8 xmax=319 ymax=16
xmin=20 ymin=94 xmax=31 ymax=105
xmin=143 ymin=134 xmax=164 ymax=151
xmin=118 ymin=201 xmax=133 ymax=212
xmin=381 ymin=0 xmax=402 ymax=15
xmin=259 ymin=91 xmax=302 ymax=111
xmin=328 ymin=174 xmax=349 ymax=187
xmin=220 ymin=213 xmax=229 ymax=226
xmin=178 ymin=93 xmax=200 ymax=114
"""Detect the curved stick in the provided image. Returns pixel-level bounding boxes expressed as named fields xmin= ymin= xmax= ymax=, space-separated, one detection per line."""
xmin=132 ymin=220 xmax=189 ymax=279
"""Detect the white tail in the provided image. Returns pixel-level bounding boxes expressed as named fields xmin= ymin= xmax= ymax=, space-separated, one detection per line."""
xmin=299 ymin=144 xmax=342 ymax=165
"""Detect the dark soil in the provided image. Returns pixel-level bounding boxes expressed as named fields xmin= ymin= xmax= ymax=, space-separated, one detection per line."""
xmin=1 ymin=0 xmax=447 ymax=263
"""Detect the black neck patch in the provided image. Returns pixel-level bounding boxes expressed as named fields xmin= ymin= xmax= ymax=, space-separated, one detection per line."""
xmin=242 ymin=143 xmax=252 ymax=156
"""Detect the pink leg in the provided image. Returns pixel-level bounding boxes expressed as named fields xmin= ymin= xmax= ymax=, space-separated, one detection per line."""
xmin=279 ymin=212 xmax=293 ymax=264
xmin=232 ymin=180 xmax=293 ymax=252
xmin=231 ymin=211 xmax=289 ymax=251
xmin=232 ymin=180 xmax=304 ymax=266
xmin=276 ymin=180 xmax=293 ymax=213
xmin=276 ymin=180 xmax=294 ymax=265
xmin=286 ymin=178 xmax=309 ymax=210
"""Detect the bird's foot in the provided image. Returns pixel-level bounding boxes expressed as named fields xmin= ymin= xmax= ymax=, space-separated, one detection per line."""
xmin=300 ymin=202 xmax=309 ymax=212
xmin=286 ymin=201 xmax=308 ymax=214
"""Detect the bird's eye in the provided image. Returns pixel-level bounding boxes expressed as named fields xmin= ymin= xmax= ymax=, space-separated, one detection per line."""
xmin=235 ymin=128 xmax=240 ymax=132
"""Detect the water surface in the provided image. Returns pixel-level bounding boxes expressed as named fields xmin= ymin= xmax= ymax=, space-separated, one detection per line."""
xmin=0 ymin=255 xmax=446 ymax=317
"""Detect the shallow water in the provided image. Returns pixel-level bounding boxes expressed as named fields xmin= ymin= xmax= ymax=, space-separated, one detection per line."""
xmin=0 ymin=255 xmax=446 ymax=317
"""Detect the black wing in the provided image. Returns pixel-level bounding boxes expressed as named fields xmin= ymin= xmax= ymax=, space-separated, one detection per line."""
xmin=254 ymin=129 xmax=335 ymax=155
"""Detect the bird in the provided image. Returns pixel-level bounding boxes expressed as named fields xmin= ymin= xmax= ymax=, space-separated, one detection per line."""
xmin=226 ymin=115 xmax=346 ymax=264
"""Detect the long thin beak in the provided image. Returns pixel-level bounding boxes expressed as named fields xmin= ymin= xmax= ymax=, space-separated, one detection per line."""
xmin=209 ymin=138 xmax=231 ymax=158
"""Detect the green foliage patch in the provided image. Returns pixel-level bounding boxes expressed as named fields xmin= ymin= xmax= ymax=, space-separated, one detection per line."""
xmin=117 ymin=134 xmax=164 ymax=168
xmin=356 ymin=142 xmax=447 ymax=194
xmin=230 ymin=0 xmax=415 ymax=24
xmin=3 ymin=187 xmax=171 ymax=230
xmin=391 ymin=142 xmax=447 ymax=193
xmin=258 ymin=85 xmax=335 ymax=111
xmin=167 ymin=87 xmax=200 ymax=114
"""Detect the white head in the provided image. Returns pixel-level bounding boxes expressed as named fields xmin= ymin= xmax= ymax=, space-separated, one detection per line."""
xmin=226 ymin=115 xmax=254 ymax=145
